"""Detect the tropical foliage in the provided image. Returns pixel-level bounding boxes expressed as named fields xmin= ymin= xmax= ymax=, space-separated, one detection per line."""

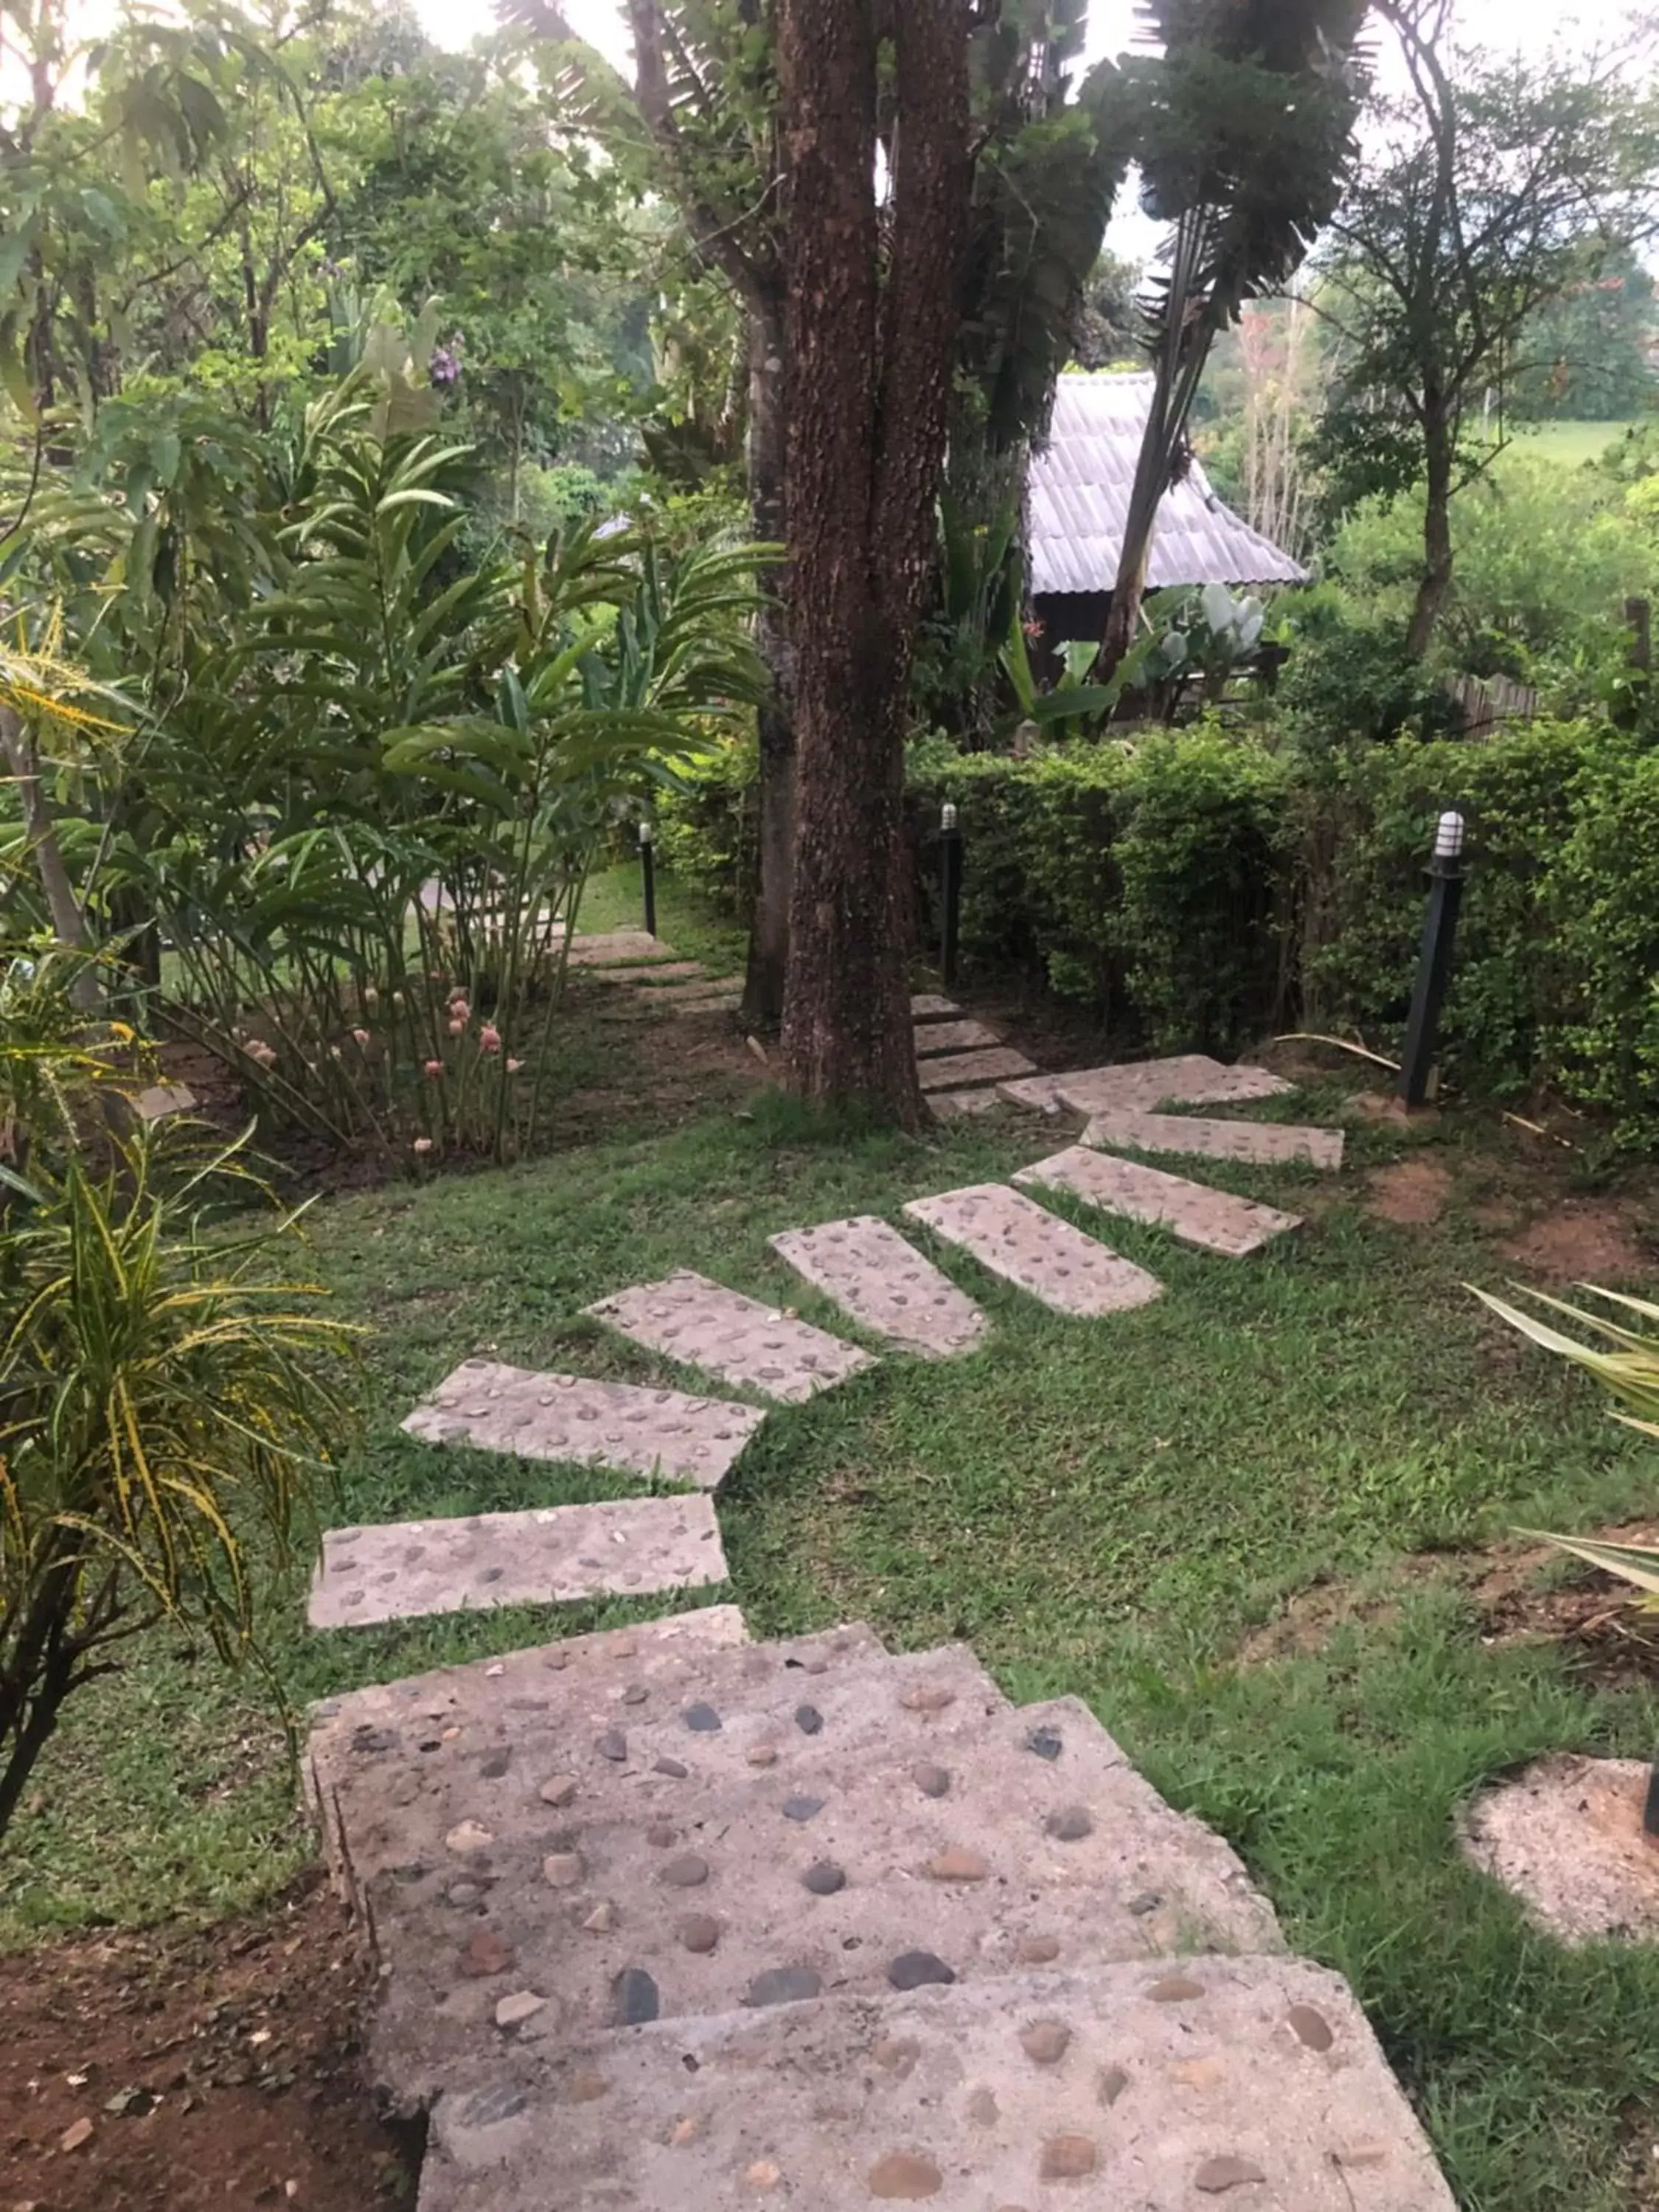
xmin=0 ymin=948 xmax=356 ymax=1843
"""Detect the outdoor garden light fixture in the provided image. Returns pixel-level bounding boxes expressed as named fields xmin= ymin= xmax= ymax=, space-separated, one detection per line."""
xmin=1434 ymin=809 xmax=1466 ymax=860
xmin=1398 ymin=805 xmax=1469 ymax=1108
xmin=639 ymin=818 xmax=657 ymax=936
xmin=939 ymin=802 xmax=962 ymax=987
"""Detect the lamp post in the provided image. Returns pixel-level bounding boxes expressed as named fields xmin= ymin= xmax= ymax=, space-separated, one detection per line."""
xmin=939 ymin=801 xmax=962 ymax=990
xmin=639 ymin=820 xmax=657 ymax=939
xmin=1397 ymin=810 xmax=1466 ymax=1109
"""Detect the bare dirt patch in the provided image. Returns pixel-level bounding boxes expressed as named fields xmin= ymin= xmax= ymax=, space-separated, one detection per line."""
xmin=0 ymin=1875 xmax=408 ymax=2212
xmin=1238 ymin=1527 xmax=1659 ymax=1688
xmin=1366 ymin=1157 xmax=1455 ymax=1225
xmin=1496 ymin=1198 xmax=1652 ymax=1282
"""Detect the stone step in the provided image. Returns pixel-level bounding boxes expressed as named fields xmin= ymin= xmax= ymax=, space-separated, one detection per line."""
xmin=566 ymin=931 xmax=678 ymax=967
xmin=917 ymin=1046 xmax=1037 ymax=1093
xmin=914 ymin=1018 xmax=1001 ymax=1056
xmin=928 ymin=1088 xmax=1009 ymax=1121
xmin=1001 ymin=1054 xmax=1295 ymax=1115
xmin=309 ymin=1619 xmax=885 ymax=1902
xmin=903 ymin=1184 xmax=1162 ymax=1318
xmin=1084 ymin=1107 xmax=1345 ymax=1172
xmin=768 ymin=1217 xmax=987 ymax=1359
xmin=1016 ymin=1147 xmax=1302 ymax=1259
xmin=910 ymin=993 xmax=962 ymax=1019
xmin=419 ymin=1952 xmax=1457 ymax=2212
xmin=307 ymin=1495 xmax=728 ymax=1631
xmin=401 ymin=1363 xmax=767 ymax=1492
xmin=585 ymin=1270 xmax=875 ymax=1402
xmin=327 ymin=1649 xmax=1280 ymax=2110
xmin=589 ymin=961 xmax=707 ymax=985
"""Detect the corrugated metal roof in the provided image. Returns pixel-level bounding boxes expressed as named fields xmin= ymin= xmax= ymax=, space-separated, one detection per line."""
xmin=1029 ymin=372 xmax=1308 ymax=595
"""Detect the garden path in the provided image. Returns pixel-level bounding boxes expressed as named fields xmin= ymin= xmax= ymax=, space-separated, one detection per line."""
xmin=299 ymin=1023 xmax=1458 ymax=2209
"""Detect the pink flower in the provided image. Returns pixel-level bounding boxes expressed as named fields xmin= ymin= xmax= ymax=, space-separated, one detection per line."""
xmin=479 ymin=1024 xmax=502 ymax=1055
xmin=363 ymin=986 xmax=378 ymax=1007
xmin=412 ymin=1136 xmax=434 ymax=1155
xmin=505 ymin=1057 xmax=523 ymax=1074
xmin=424 ymin=1058 xmax=443 ymax=1077
xmin=352 ymin=1026 xmax=371 ymax=1047
xmin=447 ymin=1016 xmax=465 ymax=1036
xmin=449 ymin=998 xmax=472 ymax=1023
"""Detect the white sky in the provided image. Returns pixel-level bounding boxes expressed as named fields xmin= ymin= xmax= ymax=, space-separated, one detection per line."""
xmin=409 ymin=0 xmax=1624 ymax=263
xmin=414 ymin=0 xmax=1611 ymax=78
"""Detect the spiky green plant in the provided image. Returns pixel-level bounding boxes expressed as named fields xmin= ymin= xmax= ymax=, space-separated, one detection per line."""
xmin=1472 ymin=1281 xmax=1659 ymax=1607
xmin=0 ymin=957 xmax=358 ymax=1843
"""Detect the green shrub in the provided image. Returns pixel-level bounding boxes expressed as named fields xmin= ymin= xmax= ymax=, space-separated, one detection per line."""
xmin=1546 ymin=743 xmax=1659 ymax=1145
xmin=648 ymin=709 xmax=1659 ymax=1145
xmin=653 ymin=734 xmax=759 ymax=905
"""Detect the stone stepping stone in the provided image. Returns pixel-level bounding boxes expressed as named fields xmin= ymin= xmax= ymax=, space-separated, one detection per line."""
xmin=400 ymin=1362 xmax=767 ymax=1492
xmin=565 ymin=931 xmax=678 ymax=967
xmin=1084 ymin=1107 xmax=1345 ymax=1172
xmin=911 ymin=993 xmax=961 ymax=1019
xmin=1000 ymin=1054 xmax=1294 ymax=1114
xmin=131 ymin=1082 xmax=197 ymax=1121
xmin=318 ymin=1646 xmax=1284 ymax=2108
xmin=307 ymin=1495 xmax=728 ymax=1630
xmin=585 ymin=1270 xmax=874 ymax=1402
xmin=914 ymin=1018 xmax=1001 ymax=1056
xmin=903 ymin=1185 xmax=1161 ymax=1318
xmin=917 ymin=1046 xmax=1037 ymax=1093
xmin=768 ymin=1217 xmax=987 ymax=1358
xmin=1016 ymin=1146 xmax=1302 ymax=1259
xmin=929 ymin=1088 xmax=1009 ymax=1121
xmin=419 ymin=1952 xmax=1458 ymax=2212
xmin=590 ymin=961 xmax=706 ymax=985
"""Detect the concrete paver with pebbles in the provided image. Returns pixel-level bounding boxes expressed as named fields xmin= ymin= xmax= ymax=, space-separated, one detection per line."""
xmin=419 ymin=1955 xmax=1456 ymax=2212
xmin=1017 ymin=1146 xmax=1302 ymax=1259
xmin=916 ymin=1046 xmax=1037 ymax=1093
xmin=1085 ymin=1107 xmax=1345 ymax=1171
xmin=904 ymin=1184 xmax=1162 ymax=1317
xmin=910 ymin=994 xmax=961 ymax=1019
xmin=588 ymin=961 xmax=706 ymax=986
xmin=913 ymin=1018 xmax=1001 ymax=1056
xmin=307 ymin=1495 xmax=728 ymax=1630
xmin=768 ymin=1218 xmax=987 ymax=1359
xmin=401 ymin=1363 xmax=766 ymax=1492
xmin=563 ymin=931 xmax=678 ymax=967
xmin=1001 ymin=1054 xmax=1295 ymax=1114
xmin=585 ymin=1270 xmax=874 ymax=1402
xmin=927 ymin=1088 xmax=1009 ymax=1121
xmin=313 ymin=1636 xmax=1280 ymax=2112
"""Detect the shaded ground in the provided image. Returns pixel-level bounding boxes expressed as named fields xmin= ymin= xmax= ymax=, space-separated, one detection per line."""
xmin=0 ymin=1877 xmax=408 ymax=2211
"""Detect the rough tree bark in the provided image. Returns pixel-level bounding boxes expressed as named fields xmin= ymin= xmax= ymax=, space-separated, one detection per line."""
xmin=741 ymin=282 xmax=796 ymax=1026
xmin=777 ymin=0 xmax=971 ymax=1119
xmin=1405 ymin=405 xmax=1455 ymax=660
xmin=624 ymin=1 xmax=796 ymax=1027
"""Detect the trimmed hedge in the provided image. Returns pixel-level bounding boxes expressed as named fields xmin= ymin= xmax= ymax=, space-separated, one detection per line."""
xmin=657 ymin=716 xmax=1659 ymax=1142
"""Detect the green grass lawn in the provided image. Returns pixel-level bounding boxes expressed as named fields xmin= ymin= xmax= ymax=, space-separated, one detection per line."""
xmin=4 ymin=1069 xmax=1659 ymax=2208
xmin=1513 ymin=418 xmax=1648 ymax=467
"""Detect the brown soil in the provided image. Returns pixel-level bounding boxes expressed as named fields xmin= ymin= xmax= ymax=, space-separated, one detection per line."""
xmin=0 ymin=1875 xmax=410 ymax=2212
xmin=1365 ymin=1157 xmax=1455 ymax=1225
xmin=1239 ymin=1526 xmax=1659 ymax=1690
xmin=1496 ymin=1198 xmax=1653 ymax=1282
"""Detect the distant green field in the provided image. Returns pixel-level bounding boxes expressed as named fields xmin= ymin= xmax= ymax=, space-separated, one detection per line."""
xmin=1512 ymin=418 xmax=1647 ymax=466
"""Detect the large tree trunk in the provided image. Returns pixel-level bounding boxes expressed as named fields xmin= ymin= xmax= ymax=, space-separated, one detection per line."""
xmin=741 ymin=282 xmax=795 ymax=1026
xmin=1406 ymin=414 xmax=1455 ymax=660
xmin=778 ymin=0 xmax=970 ymax=1119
